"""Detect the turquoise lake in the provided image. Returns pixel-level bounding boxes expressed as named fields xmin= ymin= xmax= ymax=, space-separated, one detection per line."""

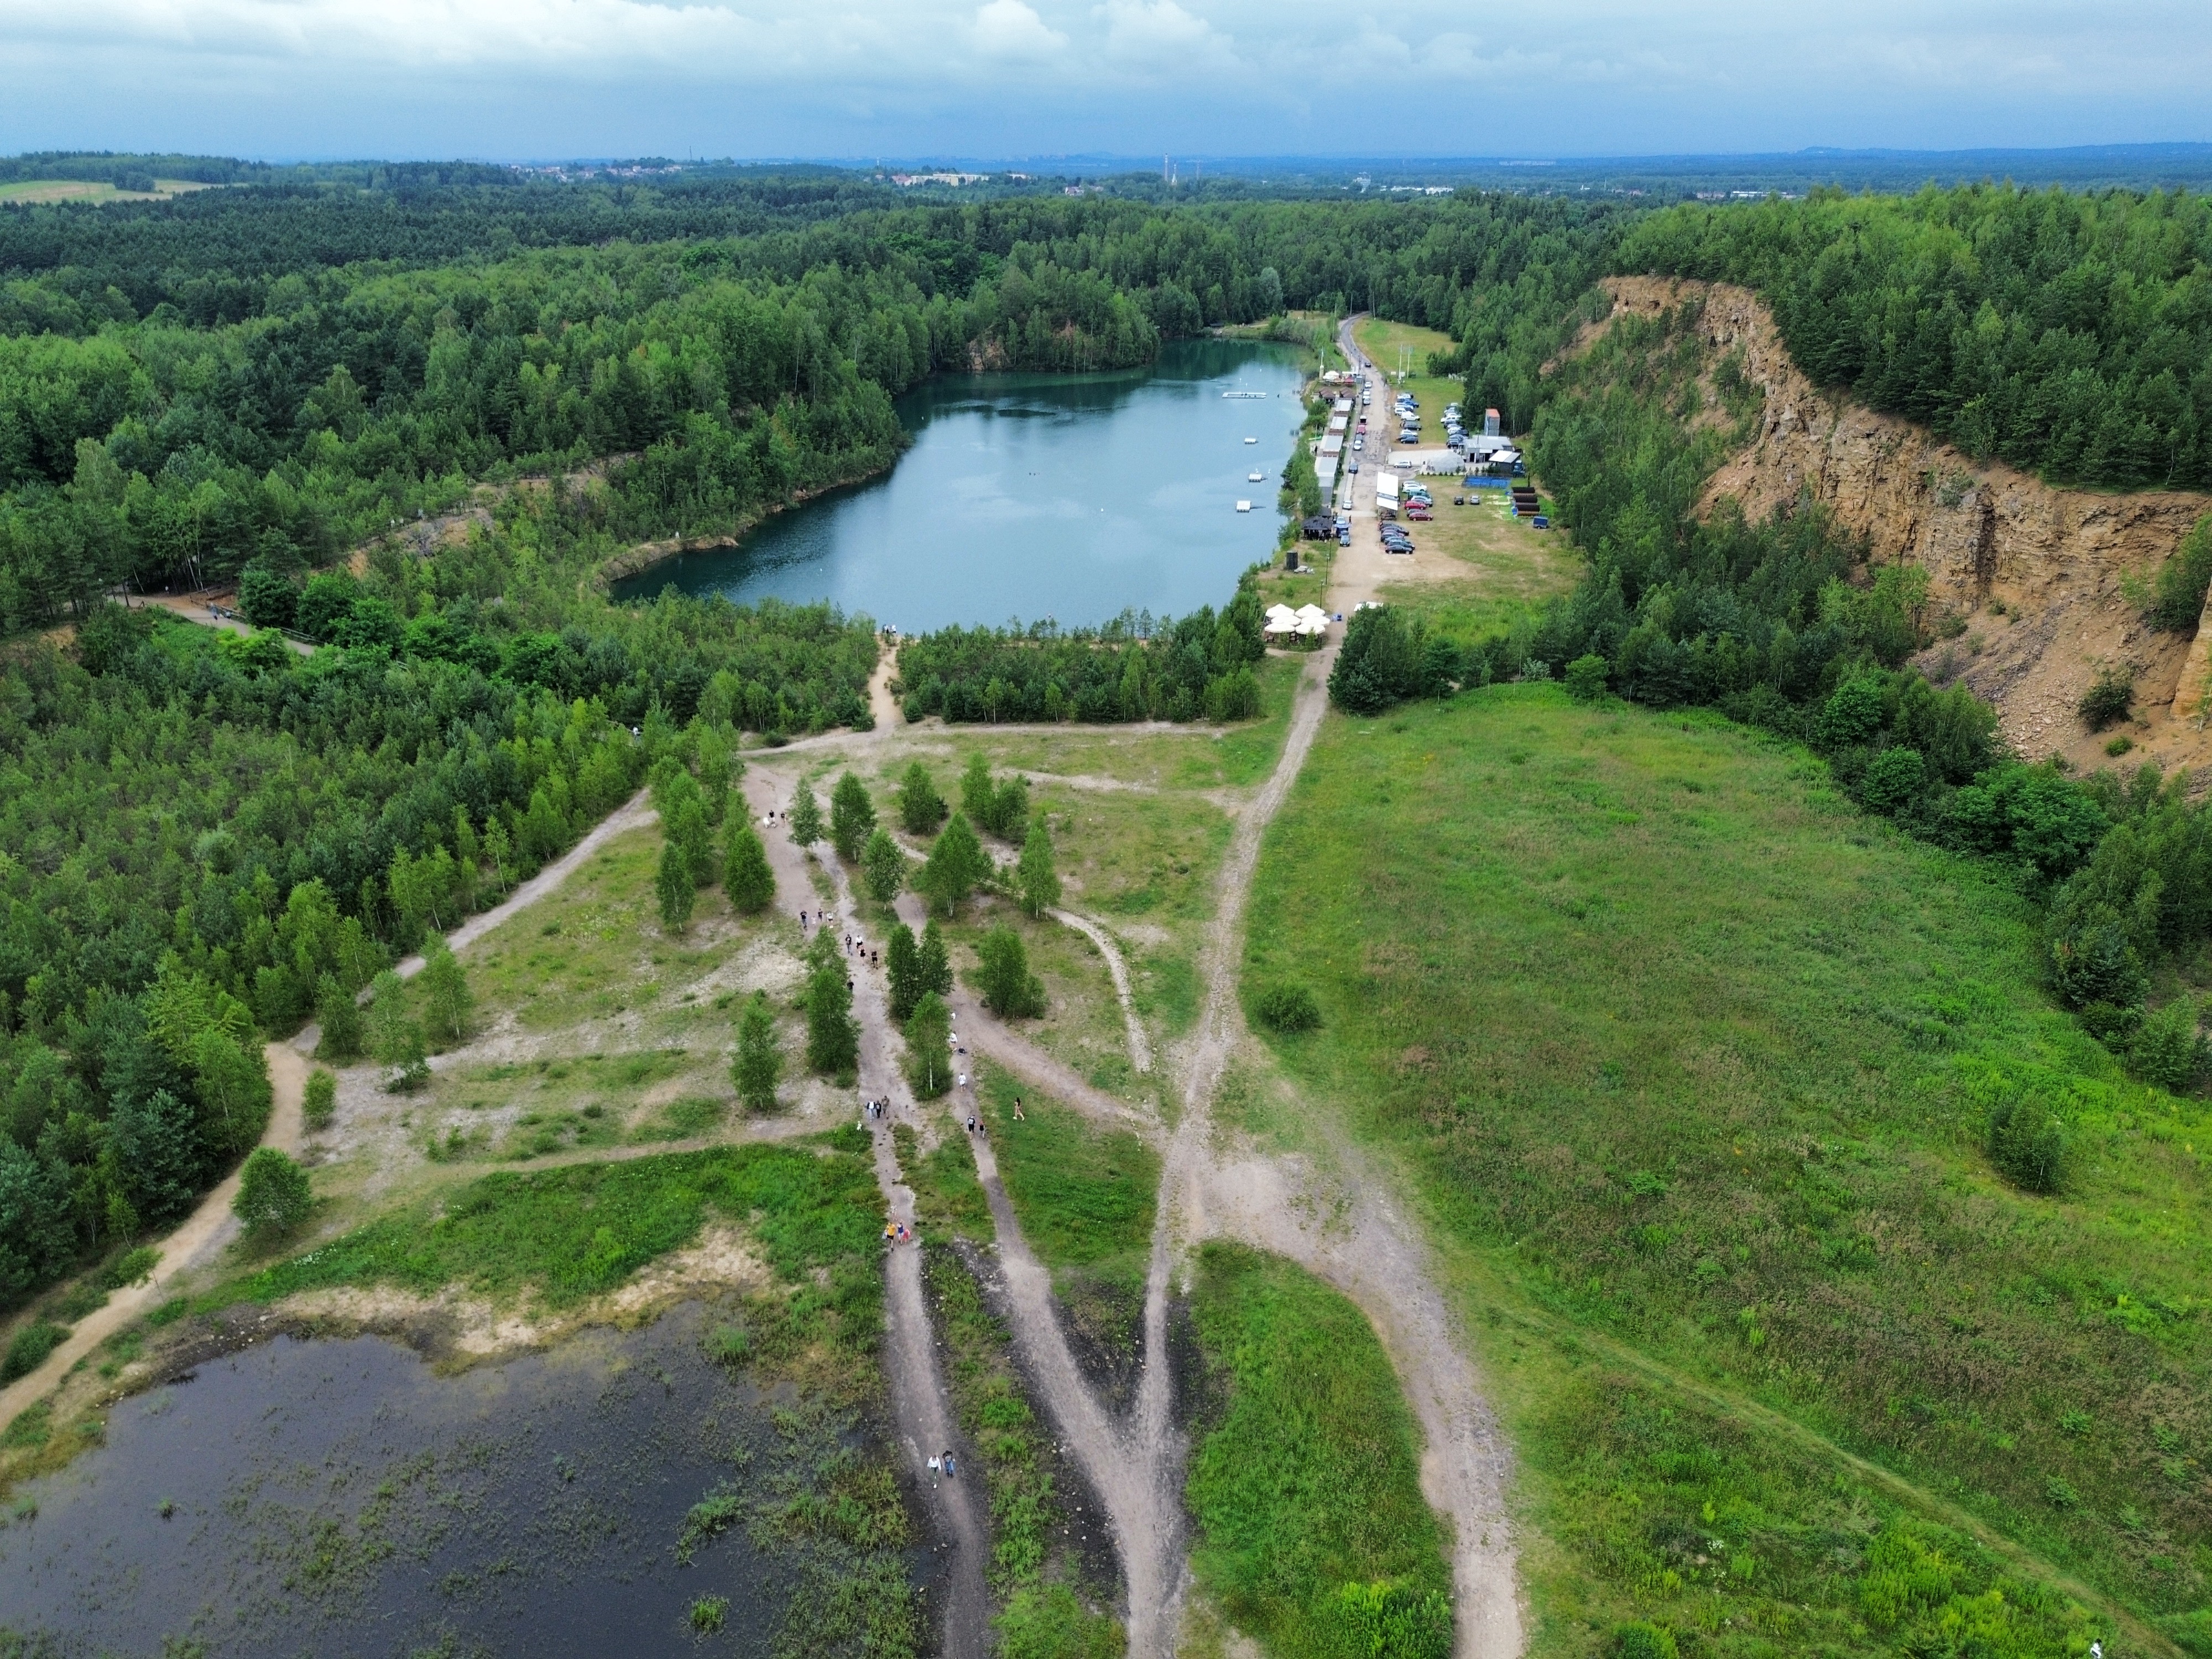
xmin=614 ymin=339 xmax=1306 ymax=630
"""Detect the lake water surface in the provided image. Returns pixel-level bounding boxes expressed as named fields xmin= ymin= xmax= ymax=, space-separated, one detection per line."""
xmin=615 ymin=339 xmax=1306 ymax=632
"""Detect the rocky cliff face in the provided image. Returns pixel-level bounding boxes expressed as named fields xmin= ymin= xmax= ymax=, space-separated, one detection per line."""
xmin=1599 ymin=276 xmax=2212 ymax=776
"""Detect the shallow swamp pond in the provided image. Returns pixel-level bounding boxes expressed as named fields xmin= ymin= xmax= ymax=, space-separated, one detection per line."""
xmin=0 ymin=1302 xmax=926 ymax=1658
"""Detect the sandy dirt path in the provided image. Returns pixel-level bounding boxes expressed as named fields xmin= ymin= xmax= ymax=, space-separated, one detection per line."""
xmin=0 ymin=1044 xmax=308 ymax=1428
xmin=132 ymin=593 xmax=317 ymax=655
xmin=868 ymin=641 xmax=904 ymax=733
xmin=745 ymin=773 xmax=993 ymax=1658
xmin=393 ymin=786 xmax=658 ymax=977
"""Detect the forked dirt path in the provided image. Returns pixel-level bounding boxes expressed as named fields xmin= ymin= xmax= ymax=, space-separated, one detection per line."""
xmin=1047 ymin=909 xmax=1153 ymax=1074
xmin=743 ymin=773 xmax=992 ymax=1658
xmin=2 ymin=790 xmax=665 ymax=1428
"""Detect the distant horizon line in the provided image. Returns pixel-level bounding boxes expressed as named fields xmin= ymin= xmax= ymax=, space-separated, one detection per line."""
xmin=11 ymin=139 xmax=2212 ymax=171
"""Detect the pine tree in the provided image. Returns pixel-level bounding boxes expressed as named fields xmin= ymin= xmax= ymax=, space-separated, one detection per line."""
xmin=830 ymin=772 xmax=877 ymax=862
xmin=724 ymin=821 xmax=776 ymax=913
xmin=1016 ymin=810 xmax=1060 ymax=917
xmin=733 ymin=991 xmax=782 ymax=1113
xmin=978 ymin=926 xmax=1047 ymax=1017
xmin=657 ymin=839 xmax=696 ymax=930
xmin=897 ymin=761 xmax=946 ymax=834
xmin=862 ymin=827 xmax=905 ymax=905
xmin=805 ymin=956 xmax=858 ymax=1076
xmin=789 ymin=781 xmax=824 ymax=846
xmin=960 ymin=752 xmax=995 ymax=826
xmin=920 ymin=812 xmax=990 ymax=916
xmin=418 ymin=940 xmax=473 ymax=1044
xmin=906 ymin=992 xmax=952 ymax=1098
xmin=886 ymin=923 xmax=922 ymax=1021
xmin=919 ymin=920 xmax=954 ymax=998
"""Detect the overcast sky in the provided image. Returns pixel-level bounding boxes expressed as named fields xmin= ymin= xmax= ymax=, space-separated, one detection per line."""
xmin=3 ymin=0 xmax=2208 ymax=163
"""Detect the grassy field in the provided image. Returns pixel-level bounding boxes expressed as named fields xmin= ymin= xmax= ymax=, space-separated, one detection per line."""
xmin=363 ymin=820 xmax=822 ymax=1165
xmin=1244 ymin=685 xmax=2211 ymax=1648
xmin=1383 ymin=495 xmax=1579 ymax=641
xmin=0 ymin=179 xmax=211 ymax=204
xmin=979 ymin=1068 xmax=1159 ymax=1358
xmin=1184 ymin=1243 xmax=1453 ymax=1659
xmin=210 ymin=1138 xmax=885 ymax=1377
xmin=1351 ymin=319 xmax=1464 ymax=445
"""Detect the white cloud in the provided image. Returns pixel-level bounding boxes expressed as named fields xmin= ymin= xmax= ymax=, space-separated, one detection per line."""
xmin=1098 ymin=0 xmax=1233 ymax=71
xmin=0 ymin=0 xmax=2207 ymax=158
xmin=971 ymin=0 xmax=1067 ymax=60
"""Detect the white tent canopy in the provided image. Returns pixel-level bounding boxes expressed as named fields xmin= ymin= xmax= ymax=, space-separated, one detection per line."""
xmin=1294 ymin=604 xmax=1330 ymax=626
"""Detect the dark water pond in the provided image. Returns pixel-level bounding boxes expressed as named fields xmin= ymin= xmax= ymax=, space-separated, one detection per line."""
xmin=0 ymin=1305 xmax=917 ymax=1658
xmin=613 ymin=338 xmax=1306 ymax=631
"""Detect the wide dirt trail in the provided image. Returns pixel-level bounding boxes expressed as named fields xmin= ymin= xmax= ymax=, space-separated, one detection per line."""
xmin=744 ymin=773 xmax=992 ymax=1658
xmin=1140 ymin=418 xmax=1524 ymax=1652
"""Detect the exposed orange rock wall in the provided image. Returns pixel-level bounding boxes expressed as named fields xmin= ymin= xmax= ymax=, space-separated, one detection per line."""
xmin=1600 ymin=276 xmax=2212 ymax=775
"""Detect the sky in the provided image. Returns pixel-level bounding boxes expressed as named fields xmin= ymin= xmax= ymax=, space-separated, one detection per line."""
xmin=2 ymin=0 xmax=2209 ymax=164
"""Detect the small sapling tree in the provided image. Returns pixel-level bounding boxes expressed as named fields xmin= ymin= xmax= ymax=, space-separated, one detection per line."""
xmin=977 ymin=927 xmax=1046 ymax=1018
xmin=788 ymin=781 xmax=824 ymax=846
xmin=920 ymin=813 xmax=991 ymax=916
xmin=886 ymin=922 xmax=924 ymax=1021
xmin=1016 ymin=811 xmax=1060 ymax=917
xmin=862 ymin=828 xmax=905 ymax=904
xmin=906 ymin=992 xmax=952 ymax=1098
xmin=733 ymin=992 xmax=782 ymax=1112
xmin=657 ymin=838 xmax=697 ymax=930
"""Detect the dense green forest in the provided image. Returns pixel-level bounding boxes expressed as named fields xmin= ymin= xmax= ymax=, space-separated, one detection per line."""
xmin=0 ymin=568 xmax=881 ymax=1305
xmin=891 ymin=574 xmax=1269 ymax=724
xmin=1621 ymin=184 xmax=2212 ymax=488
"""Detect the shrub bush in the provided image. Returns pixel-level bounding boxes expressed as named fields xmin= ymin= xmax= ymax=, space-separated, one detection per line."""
xmin=1563 ymin=653 xmax=1610 ymax=702
xmin=1254 ymin=983 xmax=1322 ymax=1032
xmin=1611 ymin=1623 xmax=1679 ymax=1659
xmin=1859 ymin=746 xmax=1926 ymax=816
xmin=233 ymin=1147 xmax=314 ymax=1235
xmin=2151 ymin=514 xmax=2212 ymax=630
xmin=1327 ymin=1581 xmax=1453 ymax=1659
xmin=1987 ymin=1095 xmax=2068 ymax=1194
xmin=1 ymin=1319 xmax=68 ymax=1384
xmin=2128 ymin=998 xmax=2208 ymax=1093
xmin=2078 ymin=666 xmax=2134 ymax=731
xmin=302 ymin=1069 xmax=337 ymax=1130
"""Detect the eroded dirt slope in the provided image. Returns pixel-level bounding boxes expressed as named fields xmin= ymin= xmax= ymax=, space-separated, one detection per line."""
xmin=1600 ymin=275 xmax=2212 ymax=774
